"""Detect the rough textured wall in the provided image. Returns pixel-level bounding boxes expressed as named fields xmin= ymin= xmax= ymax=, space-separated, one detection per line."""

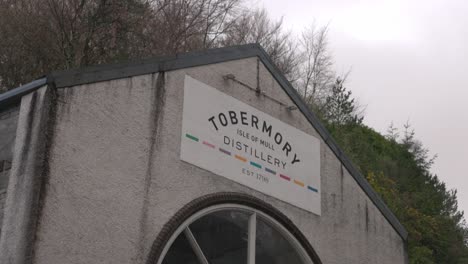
xmin=0 ymin=86 xmax=54 ymax=264
xmin=0 ymin=189 xmax=6 ymax=235
xmin=0 ymin=106 xmax=19 ymax=161
xmin=0 ymin=163 xmax=11 ymax=232
xmin=0 ymin=106 xmax=19 ymax=190
xmin=34 ymin=75 xmax=160 ymax=264
xmin=0 ymin=106 xmax=19 ymax=234
xmin=34 ymin=58 xmax=406 ymax=264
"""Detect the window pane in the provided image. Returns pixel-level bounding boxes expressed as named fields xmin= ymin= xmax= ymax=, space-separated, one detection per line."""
xmin=256 ymin=218 xmax=305 ymax=264
xmin=190 ymin=210 xmax=249 ymax=264
xmin=162 ymin=232 xmax=201 ymax=264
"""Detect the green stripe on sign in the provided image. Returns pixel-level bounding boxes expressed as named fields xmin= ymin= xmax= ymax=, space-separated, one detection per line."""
xmin=185 ymin=133 xmax=199 ymax=142
xmin=250 ymin=161 xmax=262 ymax=169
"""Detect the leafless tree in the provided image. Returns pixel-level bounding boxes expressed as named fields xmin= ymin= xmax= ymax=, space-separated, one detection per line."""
xmin=220 ymin=8 xmax=299 ymax=82
xmin=0 ymin=0 xmax=251 ymax=91
xmin=0 ymin=0 xmax=150 ymax=90
xmin=296 ymin=23 xmax=335 ymax=107
xmin=0 ymin=0 xmax=56 ymax=91
xmin=143 ymin=0 xmax=243 ymax=55
xmin=44 ymin=0 xmax=150 ymax=67
xmin=0 ymin=0 xmax=321 ymax=95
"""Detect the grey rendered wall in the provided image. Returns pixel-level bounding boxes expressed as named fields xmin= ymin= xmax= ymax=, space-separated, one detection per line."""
xmin=0 ymin=106 xmax=19 ymax=161
xmin=34 ymin=75 xmax=162 ymax=263
xmin=0 ymin=190 xmax=6 ymax=234
xmin=0 ymin=106 xmax=19 ymax=234
xmin=0 ymin=106 xmax=19 ymax=190
xmin=0 ymin=86 xmax=54 ymax=264
xmin=33 ymin=58 xmax=406 ymax=263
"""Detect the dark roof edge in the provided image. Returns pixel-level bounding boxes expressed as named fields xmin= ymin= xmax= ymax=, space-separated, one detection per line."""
xmin=0 ymin=44 xmax=407 ymax=240
xmin=49 ymin=44 xmax=262 ymax=88
xmin=254 ymin=45 xmax=408 ymax=240
xmin=0 ymin=78 xmax=47 ymax=111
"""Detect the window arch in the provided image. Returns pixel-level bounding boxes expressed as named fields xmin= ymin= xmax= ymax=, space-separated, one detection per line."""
xmin=146 ymin=193 xmax=322 ymax=264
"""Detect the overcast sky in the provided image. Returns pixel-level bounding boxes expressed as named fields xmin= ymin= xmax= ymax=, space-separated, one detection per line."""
xmin=258 ymin=0 xmax=468 ymax=215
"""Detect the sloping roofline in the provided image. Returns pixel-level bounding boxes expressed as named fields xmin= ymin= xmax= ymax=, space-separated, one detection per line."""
xmin=0 ymin=43 xmax=408 ymax=240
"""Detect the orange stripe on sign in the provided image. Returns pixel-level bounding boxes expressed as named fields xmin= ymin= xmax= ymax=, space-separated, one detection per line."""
xmin=293 ymin=179 xmax=305 ymax=187
xmin=235 ymin=155 xmax=247 ymax=162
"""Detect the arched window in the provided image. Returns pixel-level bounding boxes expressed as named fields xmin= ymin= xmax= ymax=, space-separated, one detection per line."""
xmin=148 ymin=193 xmax=321 ymax=264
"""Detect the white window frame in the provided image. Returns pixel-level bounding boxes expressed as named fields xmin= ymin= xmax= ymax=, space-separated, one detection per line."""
xmin=156 ymin=204 xmax=315 ymax=264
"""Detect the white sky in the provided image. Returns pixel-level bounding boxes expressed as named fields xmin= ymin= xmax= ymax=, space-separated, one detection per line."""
xmin=258 ymin=0 xmax=468 ymax=215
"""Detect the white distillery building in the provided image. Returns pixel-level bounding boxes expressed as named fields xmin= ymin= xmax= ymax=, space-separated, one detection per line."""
xmin=0 ymin=44 xmax=407 ymax=264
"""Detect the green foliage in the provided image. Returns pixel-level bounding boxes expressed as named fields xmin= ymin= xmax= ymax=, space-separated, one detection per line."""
xmin=325 ymin=120 xmax=468 ymax=263
xmin=318 ymin=78 xmax=363 ymax=126
xmin=317 ymin=83 xmax=468 ymax=262
xmin=410 ymin=246 xmax=436 ymax=264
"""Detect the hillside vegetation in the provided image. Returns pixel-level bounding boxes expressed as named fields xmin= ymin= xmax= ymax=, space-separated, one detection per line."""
xmin=318 ymin=81 xmax=468 ymax=263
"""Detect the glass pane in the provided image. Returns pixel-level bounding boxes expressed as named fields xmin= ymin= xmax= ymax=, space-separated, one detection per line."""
xmin=256 ymin=218 xmax=305 ymax=264
xmin=190 ymin=210 xmax=249 ymax=264
xmin=162 ymin=232 xmax=201 ymax=264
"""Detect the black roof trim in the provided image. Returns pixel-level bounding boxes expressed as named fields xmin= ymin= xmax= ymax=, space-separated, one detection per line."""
xmin=0 ymin=78 xmax=47 ymax=111
xmin=50 ymin=44 xmax=261 ymax=88
xmin=0 ymin=44 xmax=407 ymax=240
xmin=254 ymin=46 xmax=408 ymax=240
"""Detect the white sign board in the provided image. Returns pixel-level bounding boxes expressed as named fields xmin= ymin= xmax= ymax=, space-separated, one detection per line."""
xmin=181 ymin=76 xmax=321 ymax=214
